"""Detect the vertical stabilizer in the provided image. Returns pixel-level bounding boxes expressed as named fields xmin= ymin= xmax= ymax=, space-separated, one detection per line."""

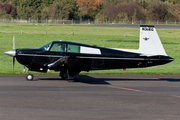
xmin=138 ymin=25 xmax=167 ymax=56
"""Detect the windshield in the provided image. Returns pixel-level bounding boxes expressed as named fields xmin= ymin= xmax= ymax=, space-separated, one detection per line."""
xmin=39 ymin=42 xmax=52 ymax=51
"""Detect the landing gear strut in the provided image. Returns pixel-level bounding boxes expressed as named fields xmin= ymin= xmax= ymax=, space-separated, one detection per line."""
xmin=60 ymin=69 xmax=79 ymax=82
xmin=60 ymin=69 xmax=70 ymax=80
xmin=60 ymin=72 xmax=66 ymax=80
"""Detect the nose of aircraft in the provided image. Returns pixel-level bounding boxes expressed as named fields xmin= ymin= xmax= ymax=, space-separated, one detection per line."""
xmin=4 ymin=49 xmax=16 ymax=57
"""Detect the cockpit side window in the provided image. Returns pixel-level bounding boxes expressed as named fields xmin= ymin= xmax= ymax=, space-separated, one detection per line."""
xmin=50 ymin=43 xmax=66 ymax=52
xmin=39 ymin=42 xmax=52 ymax=51
xmin=67 ymin=44 xmax=80 ymax=53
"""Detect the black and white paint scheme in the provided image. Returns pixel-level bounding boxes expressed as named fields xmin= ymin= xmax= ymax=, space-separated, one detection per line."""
xmin=4 ymin=25 xmax=174 ymax=81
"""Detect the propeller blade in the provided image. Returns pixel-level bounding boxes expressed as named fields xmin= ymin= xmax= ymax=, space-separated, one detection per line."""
xmin=13 ymin=37 xmax=16 ymax=69
xmin=13 ymin=56 xmax=15 ymax=69
xmin=13 ymin=36 xmax=15 ymax=49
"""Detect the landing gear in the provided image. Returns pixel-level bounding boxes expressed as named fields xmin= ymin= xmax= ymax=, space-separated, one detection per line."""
xmin=26 ymin=69 xmax=34 ymax=81
xmin=60 ymin=69 xmax=79 ymax=82
xmin=26 ymin=73 xmax=34 ymax=81
xmin=60 ymin=70 xmax=67 ymax=80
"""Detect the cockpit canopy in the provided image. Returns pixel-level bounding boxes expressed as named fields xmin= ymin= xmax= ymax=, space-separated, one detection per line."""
xmin=39 ymin=41 xmax=101 ymax=55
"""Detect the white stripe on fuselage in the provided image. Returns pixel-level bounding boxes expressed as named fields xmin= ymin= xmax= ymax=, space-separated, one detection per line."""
xmin=18 ymin=53 xmax=63 ymax=57
xmin=18 ymin=53 xmax=164 ymax=61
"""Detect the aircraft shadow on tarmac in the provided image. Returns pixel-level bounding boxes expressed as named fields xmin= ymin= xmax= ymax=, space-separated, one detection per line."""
xmin=38 ymin=75 xmax=110 ymax=84
xmin=37 ymin=75 xmax=180 ymax=85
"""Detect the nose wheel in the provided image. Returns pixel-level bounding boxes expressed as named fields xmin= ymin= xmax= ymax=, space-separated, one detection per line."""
xmin=26 ymin=73 xmax=34 ymax=81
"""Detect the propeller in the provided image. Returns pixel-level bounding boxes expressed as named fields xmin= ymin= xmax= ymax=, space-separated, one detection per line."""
xmin=13 ymin=57 xmax=15 ymax=69
xmin=4 ymin=37 xmax=17 ymax=69
xmin=13 ymin=36 xmax=15 ymax=49
xmin=13 ymin=36 xmax=15 ymax=69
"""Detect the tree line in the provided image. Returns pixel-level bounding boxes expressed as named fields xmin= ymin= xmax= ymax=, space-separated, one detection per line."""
xmin=0 ymin=0 xmax=180 ymax=22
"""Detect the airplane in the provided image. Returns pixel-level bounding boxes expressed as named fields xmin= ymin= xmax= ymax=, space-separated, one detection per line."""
xmin=4 ymin=25 xmax=174 ymax=81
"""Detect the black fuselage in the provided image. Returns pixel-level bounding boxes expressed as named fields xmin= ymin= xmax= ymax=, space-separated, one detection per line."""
xmin=15 ymin=41 xmax=173 ymax=76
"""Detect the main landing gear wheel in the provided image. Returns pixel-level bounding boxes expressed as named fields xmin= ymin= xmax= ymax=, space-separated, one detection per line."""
xmin=60 ymin=70 xmax=75 ymax=82
xmin=60 ymin=71 xmax=67 ymax=80
xmin=26 ymin=73 xmax=34 ymax=81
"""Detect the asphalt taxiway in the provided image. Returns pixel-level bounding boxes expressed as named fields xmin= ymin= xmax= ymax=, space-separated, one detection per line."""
xmin=0 ymin=74 xmax=180 ymax=120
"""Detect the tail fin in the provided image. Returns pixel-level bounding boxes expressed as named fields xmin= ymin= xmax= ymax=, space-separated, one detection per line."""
xmin=138 ymin=25 xmax=167 ymax=56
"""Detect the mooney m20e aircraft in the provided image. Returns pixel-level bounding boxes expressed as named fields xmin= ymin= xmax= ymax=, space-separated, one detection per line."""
xmin=5 ymin=25 xmax=174 ymax=81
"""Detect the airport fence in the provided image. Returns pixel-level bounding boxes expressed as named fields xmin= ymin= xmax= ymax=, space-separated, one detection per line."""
xmin=0 ymin=18 xmax=180 ymax=25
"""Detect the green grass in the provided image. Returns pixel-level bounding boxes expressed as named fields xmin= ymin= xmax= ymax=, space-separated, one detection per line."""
xmin=0 ymin=23 xmax=179 ymax=75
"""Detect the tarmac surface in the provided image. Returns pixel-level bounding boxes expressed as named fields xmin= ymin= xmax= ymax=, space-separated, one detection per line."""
xmin=0 ymin=74 xmax=180 ymax=120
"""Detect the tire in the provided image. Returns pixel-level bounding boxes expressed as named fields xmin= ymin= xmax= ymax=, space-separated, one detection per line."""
xmin=26 ymin=73 xmax=34 ymax=81
xmin=60 ymin=71 xmax=66 ymax=80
